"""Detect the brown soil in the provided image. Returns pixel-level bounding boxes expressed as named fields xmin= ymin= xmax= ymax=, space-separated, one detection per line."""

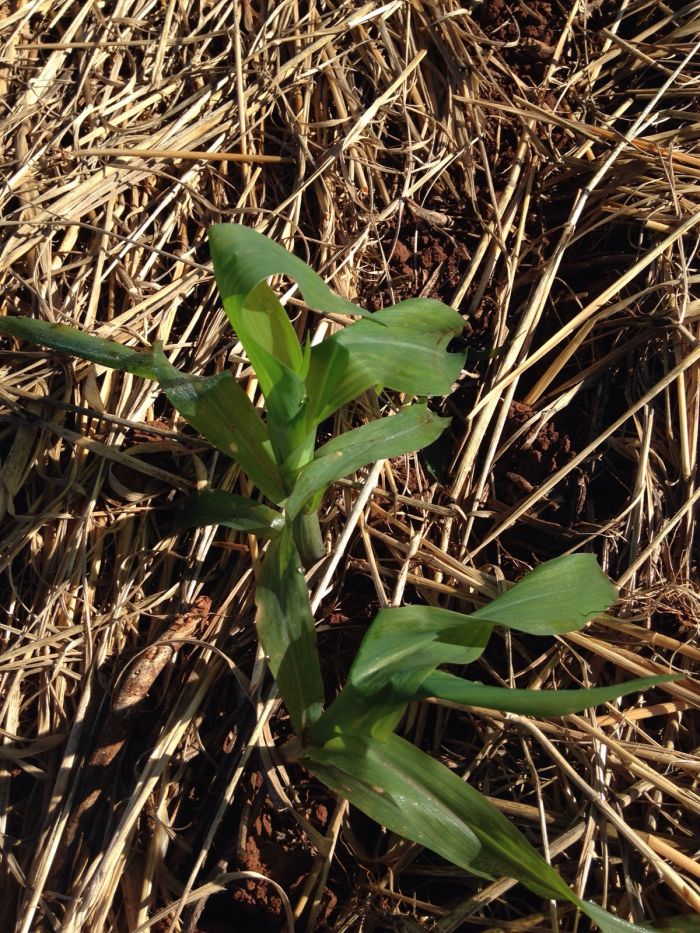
xmin=475 ymin=0 xmax=563 ymax=82
xmin=364 ymin=208 xmax=472 ymax=311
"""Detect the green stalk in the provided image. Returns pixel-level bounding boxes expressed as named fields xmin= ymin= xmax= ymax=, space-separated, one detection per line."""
xmin=292 ymin=510 xmax=325 ymax=566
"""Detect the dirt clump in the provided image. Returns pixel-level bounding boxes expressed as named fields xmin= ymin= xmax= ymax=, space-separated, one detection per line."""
xmin=494 ymin=399 xmax=577 ymax=518
xmin=475 ymin=0 xmax=562 ymax=81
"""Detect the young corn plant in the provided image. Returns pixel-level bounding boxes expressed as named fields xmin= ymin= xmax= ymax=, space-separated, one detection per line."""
xmin=0 ymin=226 xmax=675 ymax=931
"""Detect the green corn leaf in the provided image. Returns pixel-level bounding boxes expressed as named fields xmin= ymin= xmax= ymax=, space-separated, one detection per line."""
xmin=208 ymin=223 xmax=369 ymax=326
xmin=470 ymin=553 xmax=618 ymax=635
xmin=241 ymin=279 xmax=305 ymax=373
xmin=245 ymin=344 xmax=309 ymax=465
xmin=574 ymin=901 xmax=652 ymax=933
xmin=237 ymin=323 xmax=306 ymax=413
xmin=0 ymin=318 xmax=289 ymax=503
xmin=417 ymin=671 xmax=677 ymax=716
xmin=224 ymin=280 xmax=307 ymax=415
xmin=309 ymin=554 xmax=619 ymax=742
xmin=307 ymin=607 xmax=492 ymax=743
xmin=284 ymin=405 xmax=450 ymax=521
xmin=581 ymin=901 xmax=654 ymax=932
xmin=152 ymin=344 xmax=286 ymax=504
xmin=0 ymin=316 xmax=156 ymax=379
xmin=174 ymin=489 xmax=285 ymax=536
xmin=305 ymin=731 xmax=574 ymax=900
xmin=209 ymin=224 xmax=367 ymax=403
xmin=305 ymin=734 xmax=657 ymax=932
xmin=209 ymin=236 xmax=305 ymax=391
xmin=305 ymin=299 xmax=465 ymax=426
xmin=255 ymin=524 xmax=325 ymax=735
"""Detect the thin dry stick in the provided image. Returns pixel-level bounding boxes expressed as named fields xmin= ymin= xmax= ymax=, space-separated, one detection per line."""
xmin=470 ymin=335 xmax=700 ymax=558
xmin=310 ymin=459 xmax=387 ymax=612
xmin=511 ymin=715 xmax=700 ymax=914
xmin=451 ymin=35 xmax=700 ymax=499
xmin=62 ymin=146 xmax=290 ymax=163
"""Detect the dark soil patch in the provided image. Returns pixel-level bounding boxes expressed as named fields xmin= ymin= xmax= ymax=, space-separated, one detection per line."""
xmin=475 ymin=0 xmax=565 ymax=83
xmin=493 ymin=398 xmax=578 ymax=520
xmin=363 ymin=206 xmax=473 ymax=312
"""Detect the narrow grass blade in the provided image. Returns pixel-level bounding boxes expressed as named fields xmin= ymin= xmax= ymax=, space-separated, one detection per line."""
xmin=285 ymin=406 xmax=450 ymax=520
xmin=152 ymin=345 xmax=286 ymax=504
xmin=174 ymin=490 xmax=284 ymax=536
xmin=255 ymin=525 xmax=325 ymax=735
xmin=418 ymin=671 xmax=678 ymax=716
xmin=470 ymin=553 xmax=618 ymax=634
xmin=305 ymin=732 xmax=574 ymax=900
xmin=0 ymin=316 xmax=156 ymax=379
xmin=305 ymin=299 xmax=465 ymax=425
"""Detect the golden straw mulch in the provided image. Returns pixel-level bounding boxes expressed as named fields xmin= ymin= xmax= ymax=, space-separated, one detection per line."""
xmin=0 ymin=1 xmax=698 ymax=930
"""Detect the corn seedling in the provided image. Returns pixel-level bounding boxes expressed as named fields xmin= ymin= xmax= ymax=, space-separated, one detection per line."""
xmin=0 ymin=225 xmax=676 ymax=931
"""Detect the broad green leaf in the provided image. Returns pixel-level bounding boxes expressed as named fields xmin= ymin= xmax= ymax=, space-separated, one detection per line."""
xmin=581 ymin=901 xmax=654 ymax=932
xmin=152 ymin=345 xmax=286 ymax=504
xmin=305 ymin=299 xmax=465 ymax=426
xmin=0 ymin=316 xmax=156 ymax=379
xmin=209 ymin=223 xmax=368 ymax=320
xmin=417 ymin=671 xmax=677 ymax=716
xmin=309 ymin=554 xmax=619 ymax=742
xmin=305 ymin=735 xmax=657 ymax=932
xmin=470 ymin=553 xmax=618 ymax=635
xmin=307 ymin=606 xmax=492 ymax=743
xmin=255 ymin=524 xmax=324 ymax=735
xmin=174 ymin=489 xmax=285 ymax=536
xmin=209 ymin=230 xmax=304 ymax=391
xmin=238 ymin=323 xmax=306 ymax=412
xmin=0 ymin=320 xmax=289 ymax=503
xmin=242 ymin=279 xmax=304 ymax=371
xmin=219 ymin=278 xmax=305 ymax=404
xmin=207 ymin=225 xmax=465 ymax=444
xmin=305 ymin=732 xmax=574 ymax=900
xmin=284 ymin=405 xmax=450 ymax=521
xmin=244 ymin=344 xmax=309 ymax=465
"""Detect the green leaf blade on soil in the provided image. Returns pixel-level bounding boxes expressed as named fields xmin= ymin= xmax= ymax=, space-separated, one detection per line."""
xmin=305 ymin=735 xmax=658 ymax=931
xmin=284 ymin=405 xmax=450 ymax=521
xmin=307 ymin=606 xmax=492 ymax=743
xmin=304 ymin=731 xmax=574 ymax=900
xmin=208 ymin=223 xmax=368 ymax=334
xmin=418 ymin=671 xmax=678 ymax=717
xmin=580 ymin=900 xmax=655 ymax=932
xmin=309 ymin=554 xmax=619 ymax=743
xmin=174 ymin=489 xmax=285 ymax=536
xmin=470 ymin=553 xmax=618 ymax=635
xmin=0 ymin=316 xmax=157 ymax=379
xmin=152 ymin=344 xmax=286 ymax=504
xmin=255 ymin=524 xmax=325 ymax=735
xmin=305 ymin=299 xmax=465 ymax=426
